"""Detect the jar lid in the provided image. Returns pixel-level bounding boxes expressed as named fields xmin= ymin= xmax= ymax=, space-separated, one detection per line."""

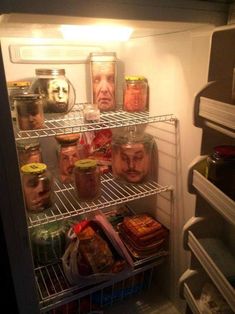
xmin=7 ymin=81 xmax=31 ymax=88
xmin=13 ymin=93 xmax=41 ymax=100
xmin=21 ymin=162 xmax=47 ymax=174
xmin=55 ymin=133 xmax=80 ymax=144
xmin=17 ymin=139 xmax=40 ymax=151
xmin=125 ymin=76 xmax=147 ymax=81
xmin=74 ymin=159 xmax=97 ymax=169
xmin=35 ymin=68 xmax=65 ymax=76
xmin=214 ymin=145 xmax=235 ymax=158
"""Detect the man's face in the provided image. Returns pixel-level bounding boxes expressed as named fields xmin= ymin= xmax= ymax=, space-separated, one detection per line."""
xmin=92 ymin=62 xmax=115 ymax=111
xmin=113 ymin=143 xmax=150 ymax=183
xmin=17 ymin=105 xmax=44 ymax=130
xmin=59 ymin=145 xmax=78 ymax=182
xmin=47 ymin=79 xmax=69 ymax=104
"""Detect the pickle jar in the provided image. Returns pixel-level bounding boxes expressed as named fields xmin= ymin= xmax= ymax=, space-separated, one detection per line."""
xmin=30 ymin=221 xmax=66 ymax=265
xmin=90 ymin=52 xmax=117 ymax=112
xmin=14 ymin=93 xmax=45 ymax=130
xmin=16 ymin=139 xmax=43 ymax=167
xmin=29 ymin=68 xmax=76 ymax=113
xmin=206 ymin=145 xmax=235 ymax=200
xmin=123 ymin=76 xmax=148 ymax=112
xmin=55 ymin=134 xmax=80 ymax=184
xmin=74 ymin=159 xmax=101 ymax=201
xmin=112 ymin=127 xmax=156 ymax=184
xmin=21 ymin=162 xmax=53 ymax=213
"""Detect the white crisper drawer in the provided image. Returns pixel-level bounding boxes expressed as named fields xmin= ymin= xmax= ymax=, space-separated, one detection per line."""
xmin=188 ymin=231 xmax=235 ymax=312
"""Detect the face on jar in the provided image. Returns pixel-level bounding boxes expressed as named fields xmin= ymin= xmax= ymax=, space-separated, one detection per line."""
xmin=59 ymin=145 xmax=79 ymax=182
xmin=47 ymin=79 xmax=69 ymax=104
xmin=92 ymin=62 xmax=115 ymax=111
xmin=17 ymin=103 xmax=44 ymax=130
xmin=113 ymin=143 xmax=150 ymax=183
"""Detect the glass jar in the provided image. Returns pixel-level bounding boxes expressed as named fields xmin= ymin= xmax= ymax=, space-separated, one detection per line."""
xmin=21 ymin=162 xmax=53 ymax=213
xmin=29 ymin=68 xmax=76 ymax=113
xmin=30 ymin=221 xmax=66 ymax=265
xmin=16 ymin=139 xmax=43 ymax=167
xmin=74 ymin=159 xmax=101 ymax=201
xmin=83 ymin=103 xmax=100 ymax=123
xmin=55 ymin=134 xmax=80 ymax=184
xmin=206 ymin=145 xmax=235 ymax=200
xmin=123 ymin=76 xmax=148 ymax=112
xmin=90 ymin=52 xmax=117 ymax=112
xmin=112 ymin=127 xmax=156 ymax=184
xmin=14 ymin=93 xmax=45 ymax=130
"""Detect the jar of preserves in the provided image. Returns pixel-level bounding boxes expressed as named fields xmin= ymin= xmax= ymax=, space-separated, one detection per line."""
xmin=206 ymin=145 xmax=235 ymax=200
xmin=14 ymin=93 xmax=45 ymax=130
xmin=21 ymin=162 xmax=53 ymax=213
xmin=30 ymin=221 xmax=66 ymax=265
xmin=112 ymin=127 xmax=156 ymax=184
xmin=29 ymin=68 xmax=76 ymax=113
xmin=16 ymin=139 xmax=43 ymax=166
xmin=123 ymin=76 xmax=148 ymax=112
xmin=90 ymin=52 xmax=117 ymax=112
xmin=74 ymin=159 xmax=101 ymax=201
xmin=55 ymin=134 xmax=80 ymax=184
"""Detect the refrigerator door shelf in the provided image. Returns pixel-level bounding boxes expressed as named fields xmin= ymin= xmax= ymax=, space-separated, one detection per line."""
xmin=188 ymin=230 xmax=235 ymax=312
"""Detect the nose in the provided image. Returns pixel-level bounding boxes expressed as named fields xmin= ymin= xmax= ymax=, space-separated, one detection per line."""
xmin=58 ymin=89 xmax=63 ymax=99
xmin=127 ymin=158 xmax=135 ymax=170
xmin=100 ymin=79 xmax=108 ymax=92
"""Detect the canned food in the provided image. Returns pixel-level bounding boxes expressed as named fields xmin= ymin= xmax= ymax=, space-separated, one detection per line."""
xmin=123 ymin=76 xmax=148 ymax=112
xmin=16 ymin=139 xmax=43 ymax=166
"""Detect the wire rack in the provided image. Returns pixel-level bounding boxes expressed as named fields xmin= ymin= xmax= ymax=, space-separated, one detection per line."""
xmin=15 ymin=109 xmax=175 ymax=140
xmin=28 ymin=173 xmax=172 ymax=228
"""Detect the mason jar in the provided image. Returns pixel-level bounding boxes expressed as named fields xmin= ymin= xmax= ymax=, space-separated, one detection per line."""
xmin=206 ymin=145 xmax=235 ymax=200
xmin=16 ymin=139 xmax=43 ymax=167
xmin=29 ymin=68 xmax=76 ymax=113
xmin=74 ymin=159 xmax=101 ymax=201
xmin=21 ymin=162 xmax=53 ymax=213
xmin=14 ymin=93 xmax=45 ymax=130
xmin=90 ymin=52 xmax=117 ymax=112
xmin=123 ymin=76 xmax=148 ymax=112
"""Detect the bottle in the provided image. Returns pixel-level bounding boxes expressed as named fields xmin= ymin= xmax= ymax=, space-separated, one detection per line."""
xmin=14 ymin=93 xmax=45 ymax=130
xmin=90 ymin=52 xmax=117 ymax=112
xmin=206 ymin=145 xmax=235 ymax=200
xmin=74 ymin=159 xmax=101 ymax=201
xmin=123 ymin=76 xmax=148 ymax=112
xmin=21 ymin=162 xmax=53 ymax=213
xmin=29 ymin=68 xmax=76 ymax=113
xmin=16 ymin=139 xmax=43 ymax=167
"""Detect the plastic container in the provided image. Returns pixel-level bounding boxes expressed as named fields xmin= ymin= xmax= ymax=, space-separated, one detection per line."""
xmin=21 ymin=162 xmax=53 ymax=213
xmin=206 ymin=145 xmax=235 ymax=200
xmin=29 ymin=68 xmax=76 ymax=113
xmin=90 ymin=52 xmax=117 ymax=112
xmin=123 ymin=76 xmax=148 ymax=112
xmin=16 ymin=139 xmax=43 ymax=166
xmin=14 ymin=93 xmax=45 ymax=130
xmin=74 ymin=159 xmax=101 ymax=201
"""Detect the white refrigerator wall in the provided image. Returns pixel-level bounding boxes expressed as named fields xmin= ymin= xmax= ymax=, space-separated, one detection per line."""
xmin=1 ymin=26 xmax=212 ymax=308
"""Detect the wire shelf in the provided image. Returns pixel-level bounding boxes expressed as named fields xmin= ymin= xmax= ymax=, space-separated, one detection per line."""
xmin=28 ymin=173 xmax=171 ymax=228
xmin=36 ymin=255 xmax=167 ymax=312
xmin=15 ymin=109 xmax=175 ymax=140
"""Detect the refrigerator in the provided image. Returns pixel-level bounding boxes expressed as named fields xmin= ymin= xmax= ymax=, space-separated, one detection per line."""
xmin=0 ymin=1 xmax=234 ymax=313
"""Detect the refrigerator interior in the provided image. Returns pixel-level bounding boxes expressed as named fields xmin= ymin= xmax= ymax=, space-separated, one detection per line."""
xmin=0 ymin=5 xmax=233 ymax=314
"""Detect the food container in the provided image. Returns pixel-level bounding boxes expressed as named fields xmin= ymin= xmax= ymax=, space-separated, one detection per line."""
xmin=55 ymin=134 xmax=80 ymax=184
xmin=112 ymin=127 xmax=156 ymax=184
xmin=29 ymin=68 xmax=76 ymax=113
xmin=123 ymin=76 xmax=148 ymax=112
xmin=90 ymin=52 xmax=117 ymax=112
xmin=30 ymin=221 xmax=66 ymax=265
xmin=83 ymin=103 xmax=100 ymax=123
xmin=14 ymin=93 xmax=44 ymax=130
xmin=16 ymin=139 xmax=43 ymax=166
xmin=74 ymin=159 xmax=101 ymax=201
xmin=206 ymin=145 xmax=235 ymax=200
xmin=21 ymin=162 xmax=53 ymax=213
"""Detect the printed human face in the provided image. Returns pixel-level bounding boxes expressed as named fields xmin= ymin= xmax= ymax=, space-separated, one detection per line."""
xmin=48 ymin=79 xmax=68 ymax=104
xmin=113 ymin=143 xmax=150 ymax=183
xmin=92 ymin=62 xmax=115 ymax=111
xmin=59 ymin=145 xmax=78 ymax=182
xmin=19 ymin=112 xmax=44 ymax=130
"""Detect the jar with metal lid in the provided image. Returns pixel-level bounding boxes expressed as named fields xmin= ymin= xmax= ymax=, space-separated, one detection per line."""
xmin=90 ymin=52 xmax=117 ymax=112
xmin=112 ymin=126 xmax=156 ymax=184
xmin=55 ymin=134 xmax=80 ymax=184
xmin=14 ymin=93 xmax=45 ymax=130
xmin=29 ymin=68 xmax=76 ymax=113
xmin=123 ymin=76 xmax=148 ymax=112
xmin=16 ymin=139 xmax=43 ymax=167
xmin=21 ymin=162 xmax=53 ymax=213
xmin=30 ymin=221 xmax=66 ymax=265
xmin=74 ymin=159 xmax=101 ymax=201
xmin=206 ymin=145 xmax=235 ymax=200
